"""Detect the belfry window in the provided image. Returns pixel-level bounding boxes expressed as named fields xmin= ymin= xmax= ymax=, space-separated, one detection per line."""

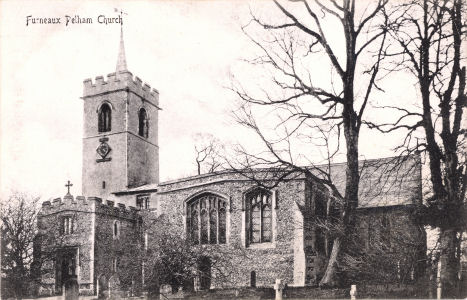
xmin=187 ymin=194 xmax=227 ymax=245
xmin=138 ymin=108 xmax=149 ymax=138
xmin=246 ymin=189 xmax=272 ymax=244
xmin=98 ymin=103 xmax=111 ymax=132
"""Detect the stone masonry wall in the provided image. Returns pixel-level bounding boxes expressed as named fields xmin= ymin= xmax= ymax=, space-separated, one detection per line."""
xmin=126 ymin=89 xmax=159 ymax=187
xmin=353 ymin=206 xmax=426 ymax=282
xmin=155 ymin=171 xmax=310 ymax=289
xmin=36 ymin=196 xmax=142 ymax=296
xmin=82 ymin=70 xmax=159 ymax=200
xmin=94 ymin=199 xmax=143 ymax=294
xmin=37 ymin=196 xmax=97 ymax=296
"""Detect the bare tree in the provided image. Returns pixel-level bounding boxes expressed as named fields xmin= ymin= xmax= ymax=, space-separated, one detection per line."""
xmin=141 ymin=213 xmax=246 ymax=296
xmin=231 ymin=0 xmax=390 ymax=287
xmin=365 ymin=0 xmax=466 ymax=295
xmin=194 ymin=133 xmax=225 ymax=175
xmin=1 ymin=192 xmax=40 ymax=299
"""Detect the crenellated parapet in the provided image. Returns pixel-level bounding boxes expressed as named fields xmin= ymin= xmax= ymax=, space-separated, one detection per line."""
xmin=40 ymin=195 xmax=94 ymax=216
xmin=95 ymin=198 xmax=139 ymax=220
xmin=83 ymin=70 xmax=159 ymax=107
xmin=39 ymin=195 xmax=139 ymax=220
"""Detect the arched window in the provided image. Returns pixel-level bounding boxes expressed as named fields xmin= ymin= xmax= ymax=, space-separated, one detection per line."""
xmin=98 ymin=103 xmax=111 ymax=132
xmin=113 ymin=221 xmax=119 ymax=239
xmin=250 ymin=271 xmax=256 ymax=287
xmin=187 ymin=193 xmax=227 ymax=245
xmin=138 ymin=108 xmax=149 ymax=138
xmin=246 ymin=188 xmax=272 ymax=244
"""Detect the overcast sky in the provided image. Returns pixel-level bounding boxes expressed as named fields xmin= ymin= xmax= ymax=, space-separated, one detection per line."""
xmin=0 ymin=0 xmax=421 ymax=200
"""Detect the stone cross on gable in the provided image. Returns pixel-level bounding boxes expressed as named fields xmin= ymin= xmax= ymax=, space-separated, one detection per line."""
xmin=65 ymin=180 xmax=73 ymax=195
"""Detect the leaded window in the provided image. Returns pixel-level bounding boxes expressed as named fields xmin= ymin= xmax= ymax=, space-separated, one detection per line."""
xmin=136 ymin=194 xmax=150 ymax=209
xmin=187 ymin=194 xmax=227 ymax=245
xmin=62 ymin=216 xmax=74 ymax=235
xmin=98 ymin=103 xmax=111 ymax=132
xmin=246 ymin=189 xmax=272 ymax=244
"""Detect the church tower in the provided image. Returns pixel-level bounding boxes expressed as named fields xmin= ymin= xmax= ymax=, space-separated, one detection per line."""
xmin=81 ymin=28 xmax=159 ymax=200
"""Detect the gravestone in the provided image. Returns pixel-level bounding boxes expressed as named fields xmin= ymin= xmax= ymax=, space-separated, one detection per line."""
xmin=160 ymin=284 xmax=172 ymax=295
xmin=64 ymin=275 xmax=79 ymax=300
xmin=350 ymin=284 xmax=357 ymax=300
xmin=274 ymin=279 xmax=284 ymax=300
xmin=97 ymin=275 xmax=107 ymax=299
xmin=108 ymin=275 xmax=122 ymax=299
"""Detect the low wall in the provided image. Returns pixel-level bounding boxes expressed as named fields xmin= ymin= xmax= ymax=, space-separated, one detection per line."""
xmin=162 ymin=283 xmax=427 ymax=299
xmin=284 ymin=283 xmax=427 ymax=299
xmin=159 ymin=287 xmax=274 ymax=300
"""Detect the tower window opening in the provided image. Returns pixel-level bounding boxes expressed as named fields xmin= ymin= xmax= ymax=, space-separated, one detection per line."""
xmin=138 ymin=108 xmax=149 ymax=138
xmin=98 ymin=103 xmax=112 ymax=133
xmin=102 ymin=181 xmax=106 ymax=189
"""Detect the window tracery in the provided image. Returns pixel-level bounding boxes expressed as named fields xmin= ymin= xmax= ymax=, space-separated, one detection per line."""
xmin=187 ymin=194 xmax=227 ymax=245
xmin=246 ymin=189 xmax=272 ymax=244
xmin=62 ymin=216 xmax=74 ymax=235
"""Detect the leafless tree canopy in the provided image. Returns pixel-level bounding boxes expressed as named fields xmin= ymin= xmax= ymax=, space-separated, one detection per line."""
xmin=230 ymin=0 xmax=393 ymax=287
xmin=1 ymin=193 xmax=40 ymax=299
xmin=194 ymin=133 xmax=225 ymax=175
xmin=362 ymin=0 xmax=466 ymax=295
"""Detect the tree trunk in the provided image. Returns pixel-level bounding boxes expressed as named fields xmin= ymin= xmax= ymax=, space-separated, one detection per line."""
xmin=319 ymin=236 xmax=342 ymax=287
xmin=320 ymin=101 xmax=359 ymax=287
xmin=439 ymin=228 xmax=458 ymax=298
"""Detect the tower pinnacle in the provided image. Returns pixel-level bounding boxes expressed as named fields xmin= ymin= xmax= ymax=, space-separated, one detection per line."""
xmin=116 ymin=26 xmax=127 ymax=72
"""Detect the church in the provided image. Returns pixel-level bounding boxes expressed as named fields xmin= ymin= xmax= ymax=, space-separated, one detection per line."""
xmin=33 ymin=30 xmax=426 ymax=297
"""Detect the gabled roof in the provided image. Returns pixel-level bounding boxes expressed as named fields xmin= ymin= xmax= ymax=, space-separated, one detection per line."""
xmin=113 ymin=155 xmax=422 ymax=208
xmin=325 ymin=155 xmax=422 ymax=208
xmin=113 ymin=183 xmax=158 ymax=195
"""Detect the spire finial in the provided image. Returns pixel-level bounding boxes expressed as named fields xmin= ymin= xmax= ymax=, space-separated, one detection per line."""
xmin=115 ymin=8 xmax=128 ymax=72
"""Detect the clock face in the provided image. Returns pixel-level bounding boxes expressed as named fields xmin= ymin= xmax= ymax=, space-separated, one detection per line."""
xmin=97 ymin=141 xmax=111 ymax=158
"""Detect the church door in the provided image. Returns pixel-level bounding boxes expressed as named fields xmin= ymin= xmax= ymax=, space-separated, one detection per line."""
xmin=55 ymin=248 xmax=77 ymax=295
xmin=198 ymin=256 xmax=211 ymax=290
